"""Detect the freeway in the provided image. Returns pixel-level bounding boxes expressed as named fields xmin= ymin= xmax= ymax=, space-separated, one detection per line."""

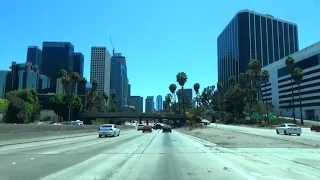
xmin=209 ymin=123 xmax=320 ymax=146
xmin=0 ymin=129 xmax=319 ymax=180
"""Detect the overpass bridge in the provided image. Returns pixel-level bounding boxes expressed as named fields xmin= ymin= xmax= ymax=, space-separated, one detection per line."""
xmin=76 ymin=112 xmax=185 ymax=121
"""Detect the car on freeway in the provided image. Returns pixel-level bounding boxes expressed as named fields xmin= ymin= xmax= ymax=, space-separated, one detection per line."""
xmin=162 ymin=125 xmax=172 ymax=133
xmin=153 ymin=124 xmax=162 ymax=130
xmin=276 ymin=123 xmax=301 ymax=136
xmin=137 ymin=124 xmax=144 ymax=131
xmin=142 ymin=125 xmax=152 ymax=133
xmin=98 ymin=124 xmax=120 ymax=137
xmin=311 ymin=125 xmax=320 ymax=132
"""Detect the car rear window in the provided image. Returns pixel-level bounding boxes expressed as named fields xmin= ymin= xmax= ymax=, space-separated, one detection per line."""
xmin=288 ymin=125 xmax=298 ymax=127
xmin=101 ymin=125 xmax=112 ymax=128
xmin=138 ymin=124 xmax=144 ymax=126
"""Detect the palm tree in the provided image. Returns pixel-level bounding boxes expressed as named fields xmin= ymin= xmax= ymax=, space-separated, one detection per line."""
xmin=169 ymin=84 xmax=177 ymax=113
xmin=165 ymin=94 xmax=171 ymax=113
xmin=70 ymin=72 xmax=80 ymax=93
xmin=261 ymin=70 xmax=270 ymax=122
xmin=293 ymin=67 xmax=304 ymax=125
xmin=176 ymin=72 xmax=188 ymax=119
xmin=102 ymin=92 xmax=109 ymax=105
xmin=228 ymin=75 xmax=236 ymax=88
xmin=91 ymin=79 xmax=98 ymax=92
xmin=193 ymin=83 xmax=200 ymax=114
xmin=285 ymin=56 xmax=296 ymax=124
xmin=217 ymin=82 xmax=224 ymax=121
xmin=61 ymin=75 xmax=72 ymax=121
xmin=59 ymin=69 xmax=67 ymax=78
xmin=176 ymin=89 xmax=182 ymax=114
xmin=110 ymin=91 xmax=116 ymax=112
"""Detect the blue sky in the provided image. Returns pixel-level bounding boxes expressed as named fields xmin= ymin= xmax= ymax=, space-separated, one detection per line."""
xmin=1 ymin=0 xmax=319 ymax=101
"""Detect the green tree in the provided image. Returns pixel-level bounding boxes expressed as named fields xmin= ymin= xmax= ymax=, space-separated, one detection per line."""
xmin=293 ymin=67 xmax=304 ymax=125
xmin=217 ymin=82 xmax=224 ymax=121
xmin=49 ymin=93 xmax=82 ymax=120
xmin=4 ymin=89 xmax=41 ymax=123
xmin=193 ymin=83 xmax=200 ymax=114
xmin=0 ymin=99 xmax=9 ymax=113
xmin=109 ymin=91 xmax=117 ymax=112
xmin=228 ymin=75 xmax=236 ymax=88
xmin=261 ymin=70 xmax=270 ymax=123
xmin=285 ymin=56 xmax=296 ymax=124
xmin=176 ymin=72 xmax=188 ymax=122
xmin=223 ymin=84 xmax=245 ymax=123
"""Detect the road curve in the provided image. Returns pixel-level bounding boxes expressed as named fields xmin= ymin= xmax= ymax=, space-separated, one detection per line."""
xmin=0 ymin=129 xmax=319 ymax=180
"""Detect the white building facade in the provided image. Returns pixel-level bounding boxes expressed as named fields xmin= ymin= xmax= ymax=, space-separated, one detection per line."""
xmin=262 ymin=41 xmax=320 ymax=121
xmin=90 ymin=47 xmax=111 ymax=100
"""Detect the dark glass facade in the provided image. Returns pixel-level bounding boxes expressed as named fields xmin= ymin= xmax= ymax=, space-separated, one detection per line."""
xmin=25 ymin=71 xmax=39 ymax=89
xmin=0 ymin=71 xmax=9 ymax=98
xmin=26 ymin=46 xmax=42 ymax=73
xmin=145 ymin=96 xmax=154 ymax=112
xmin=180 ymin=88 xmax=193 ymax=103
xmin=129 ymin=96 xmax=143 ymax=112
xmin=110 ymin=54 xmax=128 ymax=108
xmin=41 ymin=42 xmax=74 ymax=93
xmin=218 ymin=10 xmax=299 ymax=89
xmin=73 ymin=52 xmax=84 ymax=77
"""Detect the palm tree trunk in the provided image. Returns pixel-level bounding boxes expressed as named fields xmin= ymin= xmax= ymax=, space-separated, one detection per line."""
xmin=182 ymin=86 xmax=186 ymax=122
xmin=298 ymin=84 xmax=304 ymax=125
xmin=220 ymin=93 xmax=224 ymax=121
xmin=264 ymin=83 xmax=269 ymax=124
xmin=290 ymin=75 xmax=296 ymax=124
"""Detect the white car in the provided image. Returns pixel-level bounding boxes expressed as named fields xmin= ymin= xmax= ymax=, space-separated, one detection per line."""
xmin=137 ymin=124 xmax=144 ymax=131
xmin=276 ymin=123 xmax=301 ymax=136
xmin=98 ymin=124 xmax=120 ymax=137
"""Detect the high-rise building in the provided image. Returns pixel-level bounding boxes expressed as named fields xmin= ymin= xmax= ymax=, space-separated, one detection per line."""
xmin=180 ymin=88 xmax=193 ymax=104
xmin=218 ymin=10 xmax=299 ymax=89
xmin=262 ymin=41 xmax=320 ymax=120
xmin=128 ymin=84 xmax=131 ymax=97
xmin=73 ymin=52 xmax=84 ymax=77
xmin=145 ymin=96 xmax=154 ymax=113
xmin=110 ymin=53 xmax=128 ymax=108
xmin=129 ymin=96 xmax=143 ymax=112
xmin=41 ymin=42 xmax=74 ymax=92
xmin=26 ymin=46 xmax=42 ymax=73
xmin=0 ymin=70 xmax=9 ymax=98
xmin=156 ymin=95 xmax=163 ymax=112
xmin=90 ymin=47 xmax=111 ymax=98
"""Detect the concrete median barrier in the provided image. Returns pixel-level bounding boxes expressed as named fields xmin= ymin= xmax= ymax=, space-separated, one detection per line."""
xmin=0 ymin=124 xmax=135 ymax=146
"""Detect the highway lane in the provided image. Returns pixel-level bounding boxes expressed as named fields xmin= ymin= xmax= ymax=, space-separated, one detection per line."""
xmin=0 ymin=129 xmax=319 ymax=180
xmin=209 ymin=123 xmax=320 ymax=146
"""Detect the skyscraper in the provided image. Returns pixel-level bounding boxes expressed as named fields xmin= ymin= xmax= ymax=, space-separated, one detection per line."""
xmin=90 ymin=47 xmax=111 ymax=97
xmin=129 ymin=96 xmax=143 ymax=112
xmin=0 ymin=70 xmax=9 ymax=98
xmin=26 ymin=46 xmax=42 ymax=73
xmin=218 ymin=10 xmax=299 ymax=89
xmin=110 ymin=53 xmax=128 ymax=108
xmin=128 ymin=84 xmax=131 ymax=97
xmin=41 ymin=42 xmax=74 ymax=92
xmin=73 ymin=52 xmax=84 ymax=77
xmin=156 ymin=95 xmax=163 ymax=112
xmin=180 ymin=88 xmax=193 ymax=105
xmin=145 ymin=96 xmax=154 ymax=113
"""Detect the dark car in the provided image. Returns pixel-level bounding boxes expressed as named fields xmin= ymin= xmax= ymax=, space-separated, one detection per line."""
xmin=142 ymin=125 xmax=152 ymax=133
xmin=153 ymin=124 xmax=162 ymax=130
xmin=162 ymin=125 xmax=172 ymax=133
xmin=311 ymin=125 xmax=320 ymax=132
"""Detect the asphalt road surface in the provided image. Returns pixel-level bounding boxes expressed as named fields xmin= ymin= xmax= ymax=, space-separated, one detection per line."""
xmin=0 ymin=129 xmax=319 ymax=180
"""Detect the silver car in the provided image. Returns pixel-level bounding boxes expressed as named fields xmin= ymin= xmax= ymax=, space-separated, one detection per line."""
xmin=276 ymin=123 xmax=301 ymax=136
xmin=137 ymin=124 xmax=144 ymax=131
xmin=98 ymin=124 xmax=120 ymax=137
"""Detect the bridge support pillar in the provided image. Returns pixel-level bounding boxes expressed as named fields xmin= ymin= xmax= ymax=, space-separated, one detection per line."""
xmin=139 ymin=117 xmax=142 ymax=124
